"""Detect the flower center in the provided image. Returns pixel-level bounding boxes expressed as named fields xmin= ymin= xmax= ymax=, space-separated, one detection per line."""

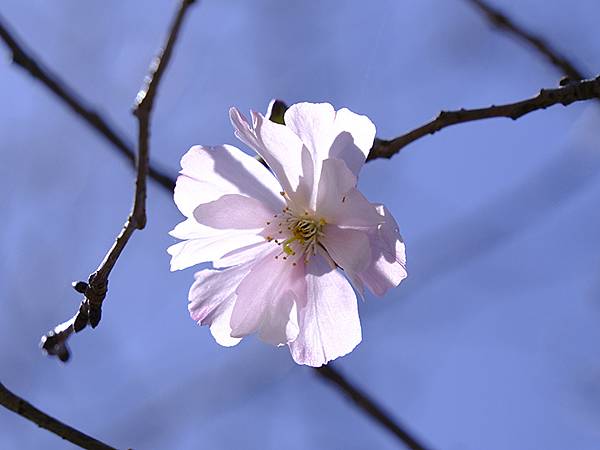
xmin=265 ymin=207 xmax=326 ymax=264
xmin=282 ymin=216 xmax=325 ymax=256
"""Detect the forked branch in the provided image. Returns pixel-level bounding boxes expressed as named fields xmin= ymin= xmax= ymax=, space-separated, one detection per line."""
xmin=40 ymin=0 xmax=196 ymax=362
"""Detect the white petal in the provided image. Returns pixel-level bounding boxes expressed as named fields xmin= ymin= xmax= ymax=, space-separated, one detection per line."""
xmin=230 ymin=249 xmax=304 ymax=345
xmin=188 ymin=264 xmax=253 ymax=347
xmin=174 ymin=144 xmax=284 ymax=217
xmin=315 ymin=158 xmax=356 ymax=217
xmin=229 ymin=108 xmax=305 ymax=208
xmin=357 ymin=205 xmax=407 ymax=296
xmin=289 ymin=254 xmax=362 ymax=367
xmin=315 ymin=159 xmax=382 ymax=228
xmin=329 ymin=108 xmax=376 ymax=176
xmin=193 ymin=194 xmax=273 ymax=229
xmin=169 ymin=217 xmax=210 ymax=240
xmin=257 ymin=291 xmax=299 ymax=347
xmin=167 ymin=226 xmax=264 ymax=271
xmin=285 ymin=103 xmax=376 ymax=178
xmin=327 ymin=188 xmax=384 ymax=229
xmin=213 ymin=241 xmax=271 ymax=269
xmin=284 ymin=102 xmax=336 ymax=164
xmin=320 ymin=225 xmax=371 ymax=275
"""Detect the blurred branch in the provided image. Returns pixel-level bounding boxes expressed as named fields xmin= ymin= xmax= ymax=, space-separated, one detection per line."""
xmin=40 ymin=0 xmax=196 ymax=362
xmin=466 ymin=0 xmax=585 ymax=81
xmin=0 ymin=15 xmax=175 ymax=191
xmin=368 ymin=75 xmax=600 ymax=160
xmin=0 ymin=382 xmax=116 ymax=450
xmin=316 ymin=365 xmax=430 ymax=450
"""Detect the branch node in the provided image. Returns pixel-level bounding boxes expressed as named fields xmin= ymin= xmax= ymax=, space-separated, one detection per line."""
xmin=72 ymin=280 xmax=88 ymax=293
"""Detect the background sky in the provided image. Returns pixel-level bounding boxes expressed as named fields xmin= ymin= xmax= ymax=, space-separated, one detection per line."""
xmin=1 ymin=0 xmax=600 ymax=449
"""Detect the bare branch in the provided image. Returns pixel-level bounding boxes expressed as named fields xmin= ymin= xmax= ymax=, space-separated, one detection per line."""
xmin=315 ymin=365 xmax=431 ymax=450
xmin=0 ymin=15 xmax=175 ymax=191
xmin=368 ymin=75 xmax=600 ymax=160
xmin=0 ymin=382 xmax=116 ymax=450
xmin=466 ymin=0 xmax=586 ymax=81
xmin=41 ymin=0 xmax=196 ymax=362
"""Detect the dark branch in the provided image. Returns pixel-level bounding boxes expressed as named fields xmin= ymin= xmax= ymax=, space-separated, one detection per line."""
xmin=40 ymin=0 xmax=195 ymax=362
xmin=0 ymin=15 xmax=175 ymax=192
xmin=315 ymin=366 xmax=431 ymax=450
xmin=368 ymin=75 xmax=600 ymax=160
xmin=466 ymin=0 xmax=586 ymax=81
xmin=0 ymin=382 xmax=116 ymax=450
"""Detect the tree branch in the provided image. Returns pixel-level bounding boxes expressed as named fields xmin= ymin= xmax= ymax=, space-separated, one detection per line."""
xmin=368 ymin=75 xmax=600 ymax=160
xmin=465 ymin=0 xmax=586 ymax=81
xmin=315 ymin=365 xmax=430 ymax=450
xmin=0 ymin=15 xmax=175 ymax=191
xmin=0 ymin=382 xmax=116 ymax=450
xmin=40 ymin=0 xmax=196 ymax=362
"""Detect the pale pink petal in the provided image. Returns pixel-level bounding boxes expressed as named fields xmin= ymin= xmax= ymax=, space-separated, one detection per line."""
xmin=193 ymin=194 xmax=273 ymax=229
xmin=320 ymin=225 xmax=371 ymax=275
xmin=284 ymin=102 xmax=335 ymax=163
xmin=229 ymin=108 xmax=305 ymax=208
xmin=315 ymin=159 xmax=382 ymax=227
xmin=188 ymin=263 xmax=254 ymax=347
xmin=329 ymin=108 xmax=376 ymax=176
xmin=213 ymin=241 xmax=271 ymax=269
xmin=315 ymin=158 xmax=356 ymax=215
xmin=357 ymin=205 xmax=407 ymax=296
xmin=167 ymin=227 xmax=264 ymax=271
xmin=174 ymin=144 xmax=284 ymax=217
xmin=169 ymin=217 xmax=208 ymax=240
xmin=257 ymin=292 xmax=299 ymax=346
xmin=230 ymin=249 xmax=305 ymax=345
xmin=284 ymin=103 xmax=376 ymax=178
xmin=327 ymin=188 xmax=384 ymax=229
xmin=289 ymin=254 xmax=362 ymax=367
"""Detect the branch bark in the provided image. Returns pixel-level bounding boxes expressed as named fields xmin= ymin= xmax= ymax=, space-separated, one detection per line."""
xmin=0 ymin=382 xmax=116 ymax=450
xmin=368 ymin=75 xmax=600 ymax=160
xmin=40 ymin=0 xmax=196 ymax=362
xmin=316 ymin=365 xmax=430 ymax=450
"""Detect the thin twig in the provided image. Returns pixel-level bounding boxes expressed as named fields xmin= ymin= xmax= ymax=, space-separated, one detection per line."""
xmin=315 ymin=366 xmax=430 ymax=450
xmin=466 ymin=0 xmax=586 ymax=81
xmin=0 ymin=15 xmax=175 ymax=191
xmin=0 ymin=382 xmax=116 ymax=450
xmin=368 ymin=75 xmax=600 ymax=160
xmin=40 ymin=0 xmax=196 ymax=362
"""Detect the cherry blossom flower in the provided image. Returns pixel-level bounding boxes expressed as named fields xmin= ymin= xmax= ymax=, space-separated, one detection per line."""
xmin=168 ymin=102 xmax=407 ymax=366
